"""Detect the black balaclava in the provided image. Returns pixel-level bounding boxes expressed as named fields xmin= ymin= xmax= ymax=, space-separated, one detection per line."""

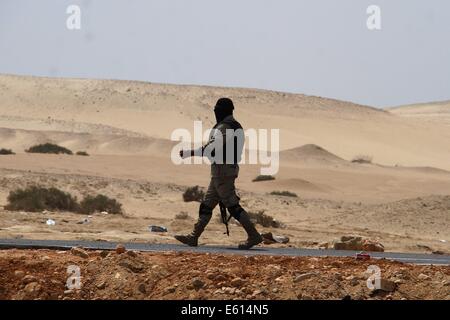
xmin=214 ymin=98 xmax=234 ymax=123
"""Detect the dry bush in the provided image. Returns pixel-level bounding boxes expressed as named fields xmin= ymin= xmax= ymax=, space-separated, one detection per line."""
xmin=270 ymin=190 xmax=298 ymax=197
xmin=175 ymin=211 xmax=190 ymax=220
xmin=79 ymin=194 xmax=123 ymax=214
xmin=5 ymin=186 xmax=123 ymax=215
xmin=26 ymin=143 xmax=73 ymax=155
xmin=182 ymin=186 xmax=205 ymax=202
xmin=0 ymin=148 xmax=15 ymax=155
xmin=247 ymin=210 xmax=284 ymax=228
xmin=5 ymin=186 xmax=78 ymax=212
xmin=351 ymin=155 xmax=373 ymax=164
xmin=252 ymin=175 xmax=275 ymax=182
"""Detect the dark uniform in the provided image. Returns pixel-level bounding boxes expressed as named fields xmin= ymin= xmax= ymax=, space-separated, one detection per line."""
xmin=175 ymin=98 xmax=263 ymax=249
xmin=203 ymin=114 xmax=243 ymax=209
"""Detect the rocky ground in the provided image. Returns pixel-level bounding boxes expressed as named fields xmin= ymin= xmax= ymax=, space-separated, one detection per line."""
xmin=0 ymin=248 xmax=449 ymax=300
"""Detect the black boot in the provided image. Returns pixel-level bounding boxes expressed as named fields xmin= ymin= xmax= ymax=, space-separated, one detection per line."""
xmin=228 ymin=205 xmax=263 ymax=250
xmin=174 ymin=203 xmax=212 ymax=247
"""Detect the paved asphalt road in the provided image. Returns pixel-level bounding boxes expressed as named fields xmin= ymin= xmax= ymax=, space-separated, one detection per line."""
xmin=0 ymin=238 xmax=449 ymax=265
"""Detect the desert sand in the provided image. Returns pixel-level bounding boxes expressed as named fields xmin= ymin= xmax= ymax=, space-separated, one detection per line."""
xmin=0 ymin=74 xmax=449 ymax=254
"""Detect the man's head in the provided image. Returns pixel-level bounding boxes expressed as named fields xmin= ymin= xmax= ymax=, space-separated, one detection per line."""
xmin=214 ymin=98 xmax=234 ymax=123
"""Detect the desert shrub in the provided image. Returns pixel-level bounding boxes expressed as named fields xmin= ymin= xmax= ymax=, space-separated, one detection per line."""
xmin=182 ymin=186 xmax=204 ymax=202
xmin=79 ymin=194 xmax=123 ymax=214
xmin=247 ymin=210 xmax=284 ymax=228
xmin=270 ymin=190 xmax=298 ymax=197
xmin=351 ymin=155 xmax=373 ymax=164
xmin=76 ymin=151 xmax=89 ymax=156
xmin=0 ymin=148 xmax=15 ymax=155
xmin=252 ymin=175 xmax=275 ymax=182
xmin=175 ymin=211 xmax=190 ymax=220
xmin=26 ymin=143 xmax=73 ymax=155
xmin=5 ymin=186 xmax=78 ymax=212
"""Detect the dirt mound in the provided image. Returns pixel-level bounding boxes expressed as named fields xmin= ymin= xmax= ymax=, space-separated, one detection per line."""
xmin=0 ymin=249 xmax=448 ymax=300
xmin=281 ymin=144 xmax=346 ymax=164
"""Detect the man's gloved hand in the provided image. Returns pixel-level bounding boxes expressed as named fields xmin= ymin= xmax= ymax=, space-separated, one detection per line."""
xmin=179 ymin=149 xmax=191 ymax=159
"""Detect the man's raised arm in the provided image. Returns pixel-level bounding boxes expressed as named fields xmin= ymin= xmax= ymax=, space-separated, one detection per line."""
xmin=179 ymin=130 xmax=219 ymax=159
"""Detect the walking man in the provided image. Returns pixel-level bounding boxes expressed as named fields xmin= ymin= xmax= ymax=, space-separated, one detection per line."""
xmin=175 ymin=98 xmax=263 ymax=249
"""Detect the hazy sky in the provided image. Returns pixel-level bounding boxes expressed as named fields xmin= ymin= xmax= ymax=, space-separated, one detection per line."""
xmin=1 ymin=0 xmax=449 ymax=107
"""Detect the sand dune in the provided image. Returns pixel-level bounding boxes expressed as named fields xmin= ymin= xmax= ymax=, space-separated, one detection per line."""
xmin=388 ymin=100 xmax=450 ymax=127
xmin=388 ymin=100 xmax=450 ymax=116
xmin=0 ymin=127 xmax=175 ymax=155
xmin=2 ymin=74 xmax=450 ymax=170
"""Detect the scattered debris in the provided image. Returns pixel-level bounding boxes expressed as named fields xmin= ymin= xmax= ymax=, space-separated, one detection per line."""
xmin=148 ymin=225 xmax=168 ymax=233
xmin=70 ymin=247 xmax=89 ymax=259
xmin=318 ymin=242 xmax=329 ymax=249
xmin=356 ymin=252 xmax=371 ymax=260
xmin=333 ymin=236 xmax=384 ymax=252
xmin=77 ymin=218 xmax=90 ymax=224
xmin=115 ymin=244 xmax=126 ymax=254
xmin=46 ymin=219 xmax=56 ymax=226
xmin=261 ymin=232 xmax=290 ymax=244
